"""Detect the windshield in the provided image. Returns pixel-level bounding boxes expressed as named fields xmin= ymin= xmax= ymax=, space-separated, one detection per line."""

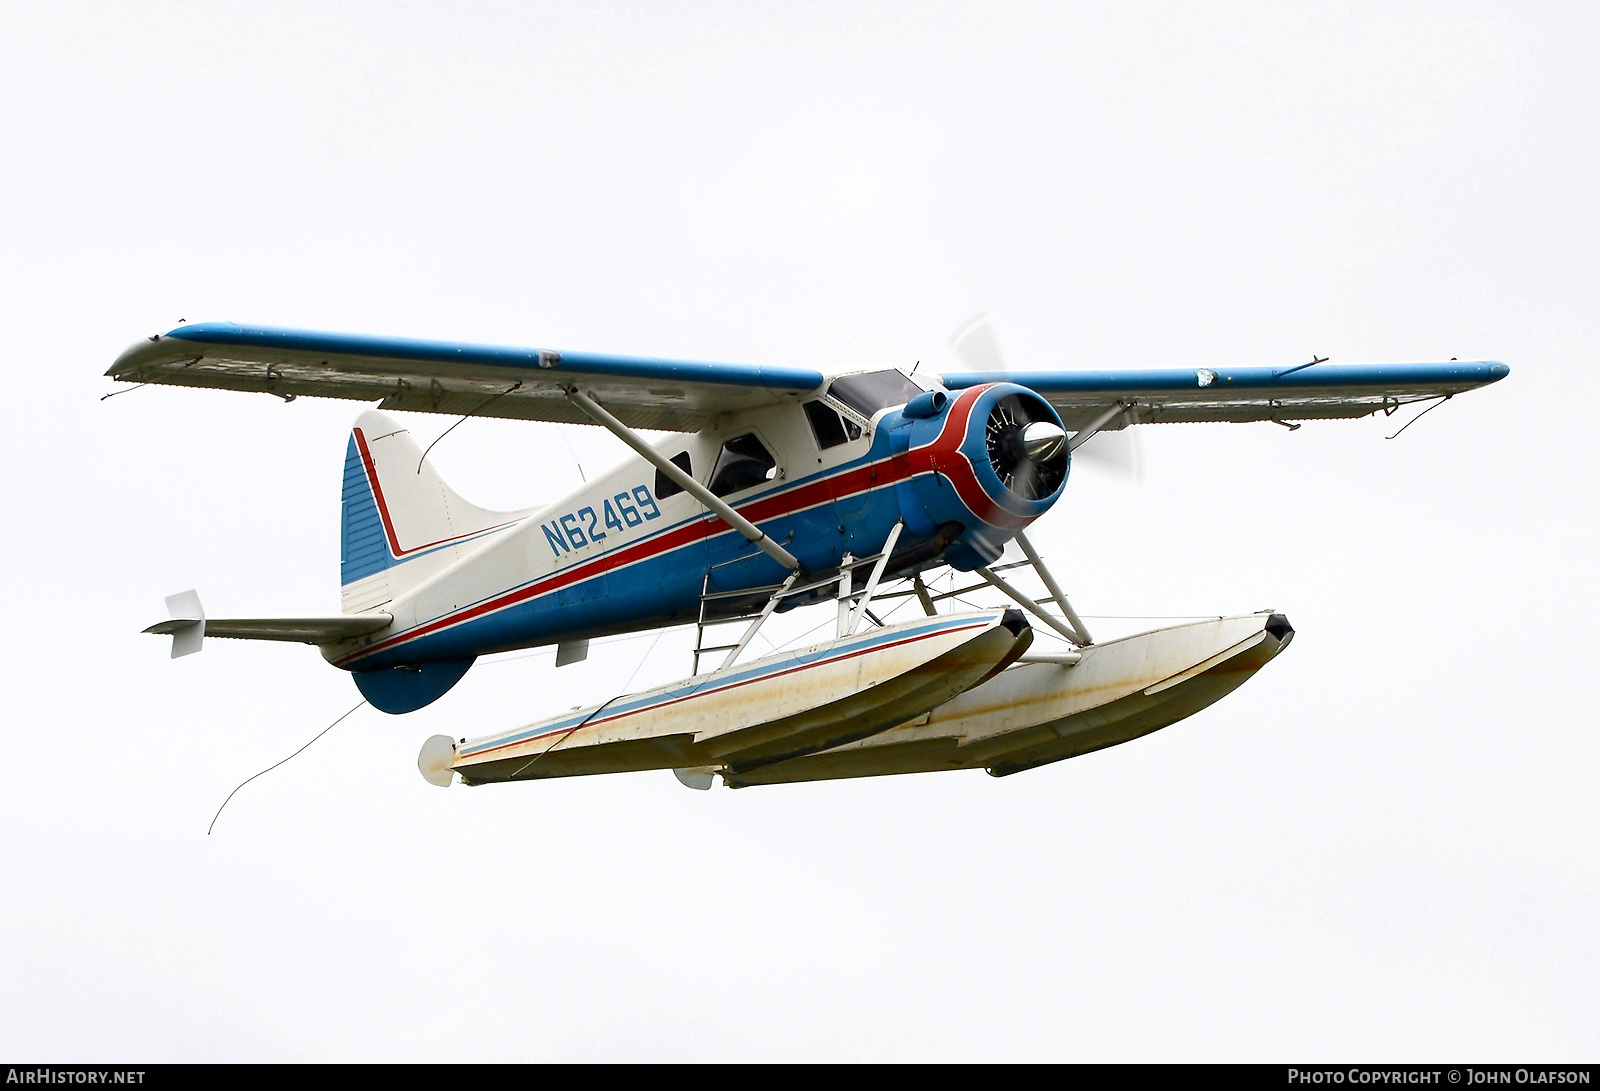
xmin=828 ymin=371 xmax=925 ymax=418
xmin=803 ymin=400 xmax=862 ymax=449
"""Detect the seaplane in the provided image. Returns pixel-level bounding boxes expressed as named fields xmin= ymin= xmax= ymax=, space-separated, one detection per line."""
xmin=108 ymin=321 xmax=1509 ymax=789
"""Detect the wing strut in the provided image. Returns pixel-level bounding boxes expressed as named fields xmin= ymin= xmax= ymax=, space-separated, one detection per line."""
xmin=1012 ymin=531 xmax=1093 ymax=645
xmin=1068 ymin=401 xmax=1129 ymax=452
xmin=563 ymin=387 xmax=801 ymax=573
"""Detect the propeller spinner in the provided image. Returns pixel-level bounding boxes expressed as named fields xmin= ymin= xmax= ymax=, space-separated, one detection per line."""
xmin=984 ymin=393 xmax=1069 ymax=502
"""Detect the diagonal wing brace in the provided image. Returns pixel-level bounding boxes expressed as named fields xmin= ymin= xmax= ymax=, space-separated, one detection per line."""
xmin=563 ymin=386 xmax=801 ymax=573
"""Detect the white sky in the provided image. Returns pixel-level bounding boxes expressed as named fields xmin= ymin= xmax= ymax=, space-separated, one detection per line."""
xmin=2 ymin=1 xmax=1596 ymax=1061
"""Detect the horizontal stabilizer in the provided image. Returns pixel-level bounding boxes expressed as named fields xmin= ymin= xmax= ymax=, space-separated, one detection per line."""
xmin=144 ymin=614 xmax=390 ymax=645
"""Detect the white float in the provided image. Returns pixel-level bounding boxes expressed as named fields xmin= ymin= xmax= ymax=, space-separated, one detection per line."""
xmin=726 ymin=611 xmax=1295 ymax=785
xmin=430 ymin=607 xmax=1033 ymax=786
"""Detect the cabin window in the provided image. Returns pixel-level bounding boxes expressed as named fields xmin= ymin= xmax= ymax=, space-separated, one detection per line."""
xmin=828 ymin=370 xmax=925 ymax=418
xmin=708 ymin=434 xmax=777 ymax=497
xmin=803 ymin=400 xmax=860 ymax=450
xmin=655 ymin=451 xmax=693 ymax=499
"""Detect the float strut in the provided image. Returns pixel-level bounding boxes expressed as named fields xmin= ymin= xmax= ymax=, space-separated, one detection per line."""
xmin=1013 ymin=531 xmax=1092 ymax=645
xmin=975 ymin=565 xmax=1087 ymax=646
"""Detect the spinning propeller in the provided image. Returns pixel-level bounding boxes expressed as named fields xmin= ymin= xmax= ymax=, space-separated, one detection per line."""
xmin=984 ymin=393 xmax=1068 ymax=501
xmin=948 ymin=313 xmax=1144 ymax=484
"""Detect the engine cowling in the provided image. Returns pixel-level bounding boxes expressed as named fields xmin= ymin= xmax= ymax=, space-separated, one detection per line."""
xmin=896 ymin=383 xmax=1070 ymax=569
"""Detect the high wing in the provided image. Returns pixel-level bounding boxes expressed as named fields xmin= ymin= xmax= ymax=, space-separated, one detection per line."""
xmin=107 ymin=322 xmax=826 ymax=432
xmin=937 ymin=360 xmax=1509 ymax=430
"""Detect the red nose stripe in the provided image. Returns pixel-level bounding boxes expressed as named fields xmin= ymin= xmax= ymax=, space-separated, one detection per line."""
xmin=908 ymin=386 xmax=1036 ymax=531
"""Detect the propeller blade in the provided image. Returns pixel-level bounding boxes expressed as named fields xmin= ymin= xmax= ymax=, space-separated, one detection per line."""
xmin=949 ymin=311 xmax=1147 ymax=485
xmin=948 ymin=312 xmax=1005 ymax=372
xmin=1072 ymin=427 xmax=1144 ymax=484
xmin=1012 ymin=455 xmax=1039 ymax=501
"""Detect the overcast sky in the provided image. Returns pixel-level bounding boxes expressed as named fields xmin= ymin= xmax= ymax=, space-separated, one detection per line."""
xmin=2 ymin=1 xmax=1596 ymax=1061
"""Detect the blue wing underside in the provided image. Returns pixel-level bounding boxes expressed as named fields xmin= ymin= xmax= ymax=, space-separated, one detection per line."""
xmin=108 ymin=322 xmax=1508 ymax=433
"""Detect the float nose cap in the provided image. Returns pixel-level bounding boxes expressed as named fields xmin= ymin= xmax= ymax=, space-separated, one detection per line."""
xmin=1022 ymin=420 xmax=1067 ymax=461
xmin=999 ymin=607 xmax=1030 ymax=637
xmin=418 ymin=734 xmax=457 ymax=787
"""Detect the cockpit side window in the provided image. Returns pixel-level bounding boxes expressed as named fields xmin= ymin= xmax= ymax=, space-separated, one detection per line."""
xmin=708 ymin=434 xmax=777 ymax=497
xmin=803 ymin=400 xmax=860 ymax=450
xmin=828 ymin=370 xmax=925 ymax=418
xmin=654 ymin=451 xmax=693 ymax=499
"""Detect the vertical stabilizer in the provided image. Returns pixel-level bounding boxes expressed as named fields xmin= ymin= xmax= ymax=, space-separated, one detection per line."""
xmin=340 ymin=410 xmax=523 ymax=613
